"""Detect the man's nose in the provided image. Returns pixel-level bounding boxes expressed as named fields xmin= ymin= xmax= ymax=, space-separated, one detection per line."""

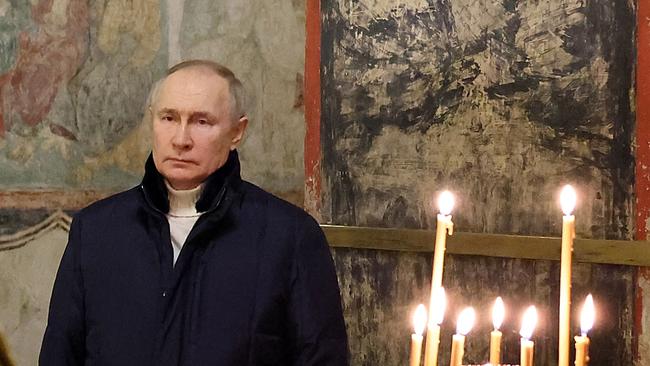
xmin=171 ymin=122 xmax=193 ymax=150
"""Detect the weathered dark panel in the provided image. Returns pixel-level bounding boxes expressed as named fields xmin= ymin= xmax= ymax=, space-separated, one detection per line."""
xmin=332 ymin=248 xmax=431 ymax=365
xmin=0 ymin=209 xmax=51 ymax=236
xmin=322 ymin=0 xmax=636 ymax=365
xmin=332 ymin=249 xmax=635 ymax=366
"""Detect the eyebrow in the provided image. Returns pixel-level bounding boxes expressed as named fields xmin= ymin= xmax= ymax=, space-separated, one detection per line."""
xmin=190 ymin=111 xmax=218 ymax=121
xmin=156 ymin=108 xmax=178 ymax=117
xmin=155 ymin=108 xmax=219 ymax=121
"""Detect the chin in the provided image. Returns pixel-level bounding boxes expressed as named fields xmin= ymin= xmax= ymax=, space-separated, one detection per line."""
xmin=166 ymin=178 xmax=202 ymax=190
xmin=161 ymin=170 xmax=197 ymax=187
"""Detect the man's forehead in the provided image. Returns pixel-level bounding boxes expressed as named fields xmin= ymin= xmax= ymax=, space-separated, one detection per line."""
xmin=155 ymin=69 xmax=230 ymax=107
xmin=167 ymin=65 xmax=228 ymax=84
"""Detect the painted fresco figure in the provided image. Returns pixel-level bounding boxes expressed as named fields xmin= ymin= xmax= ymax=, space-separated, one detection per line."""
xmin=39 ymin=60 xmax=349 ymax=366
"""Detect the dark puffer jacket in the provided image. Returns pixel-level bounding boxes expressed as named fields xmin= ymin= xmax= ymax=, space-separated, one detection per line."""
xmin=39 ymin=151 xmax=349 ymax=366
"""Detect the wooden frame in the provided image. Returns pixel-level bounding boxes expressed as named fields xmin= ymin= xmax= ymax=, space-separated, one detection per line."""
xmin=323 ymin=225 xmax=650 ymax=266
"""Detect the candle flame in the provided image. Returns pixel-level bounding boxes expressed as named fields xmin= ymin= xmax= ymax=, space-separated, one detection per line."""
xmin=456 ymin=307 xmax=476 ymax=336
xmin=413 ymin=304 xmax=427 ymax=335
xmin=492 ymin=296 xmax=505 ymax=330
xmin=519 ymin=305 xmax=538 ymax=340
xmin=430 ymin=287 xmax=447 ymax=326
xmin=437 ymin=191 xmax=455 ymax=216
xmin=560 ymin=185 xmax=577 ymax=215
xmin=580 ymin=294 xmax=595 ymax=336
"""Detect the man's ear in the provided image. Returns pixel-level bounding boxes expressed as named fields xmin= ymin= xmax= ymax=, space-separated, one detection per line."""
xmin=230 ymin=115 xmax=249 ymax=150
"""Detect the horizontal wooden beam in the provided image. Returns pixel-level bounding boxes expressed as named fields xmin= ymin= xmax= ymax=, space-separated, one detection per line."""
xmin=322 ymin=225 xmax=650 ymax=267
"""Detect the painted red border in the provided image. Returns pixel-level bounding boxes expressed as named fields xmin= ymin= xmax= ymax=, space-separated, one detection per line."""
xmin=637 ymin=0 xmax=650 ymax=240
xmin=636 ymin=0 xmax=650 ymax=361
xmin=304 ymin=0 xmax=322 ymax=218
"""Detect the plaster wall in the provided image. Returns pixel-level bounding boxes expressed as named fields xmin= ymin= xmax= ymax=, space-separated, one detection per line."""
xmin=0 ymin=229 xmax=67 ymax=366
xmin=174 ymin=0 xmax=307 ymax=200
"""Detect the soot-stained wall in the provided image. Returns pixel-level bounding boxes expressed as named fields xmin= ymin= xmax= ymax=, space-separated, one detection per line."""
xmin=321 ymin=0 xmax=636 ymax=364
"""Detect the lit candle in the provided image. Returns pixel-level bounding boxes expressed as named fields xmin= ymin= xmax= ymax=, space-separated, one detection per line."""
xmin=424 ymin=287 xmax=446 ymax=366
xmin=431 ymin=191 xmax=454 ymax=290
xmin=520 ymin=305 xmax=538 ymax=366
xmin=449 ymin=307 xmax=475 ymax=366
xmin=559 ymin=185 xmax=577 ymax=366
xmin=410 ymin=304 xmax=427 ymax=366
xmin=490 ymin=297 xmax=505 ymax=365
xmin=575 ymin=294 xmax=594 ymax=366
xmin=426 ymin=191 xmax=453 ymax=366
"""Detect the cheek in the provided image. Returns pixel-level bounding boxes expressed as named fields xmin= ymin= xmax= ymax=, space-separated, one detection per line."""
xmin=152 ymin=124 xmax=172 ymax=147
xmin=195 ymin=134 xmax=231 ymax=160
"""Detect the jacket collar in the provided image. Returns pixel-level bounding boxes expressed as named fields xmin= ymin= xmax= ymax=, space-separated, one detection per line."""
xmin=141 ymin=150 xmax=242 ymax=214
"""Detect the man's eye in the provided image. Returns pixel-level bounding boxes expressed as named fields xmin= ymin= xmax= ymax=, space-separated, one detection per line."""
xmin=161 ymin=115 xmax=174 ymax=122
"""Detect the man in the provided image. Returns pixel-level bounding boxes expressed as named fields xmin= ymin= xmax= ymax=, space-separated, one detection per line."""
xmin=40 ymin=60 xmax=349 ymax=365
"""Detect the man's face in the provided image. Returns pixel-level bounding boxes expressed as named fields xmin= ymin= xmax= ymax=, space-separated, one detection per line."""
xmin=151 ymin=67 xmax=247 ymax=190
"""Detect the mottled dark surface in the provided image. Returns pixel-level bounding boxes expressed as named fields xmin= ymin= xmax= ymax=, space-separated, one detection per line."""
xmin=321 ymin=0 xmax=636 ymax=365
xmin=0 ymin=209 xmax=51 ymax=237
xmin=0 ymin=209 xmax=76 ymax=237
xmin=331 ymin=248 xmax=634 ymax=366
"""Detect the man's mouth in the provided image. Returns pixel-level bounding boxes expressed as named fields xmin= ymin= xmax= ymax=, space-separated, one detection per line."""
xmin=167 ymin=157 xmax=195 ymax=164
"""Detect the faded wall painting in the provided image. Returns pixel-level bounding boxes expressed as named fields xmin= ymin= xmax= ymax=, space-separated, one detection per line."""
xmin=0 ymin=0 xmax=166 ymax=190
xmin=321 ymin=0 xmax=636 ymax=364
xmin=0 ymin=0 xmax=307 ymax=199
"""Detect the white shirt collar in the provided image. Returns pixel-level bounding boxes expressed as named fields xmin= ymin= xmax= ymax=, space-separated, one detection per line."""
xmin=165 ymin=181 xmax=204 ymax=217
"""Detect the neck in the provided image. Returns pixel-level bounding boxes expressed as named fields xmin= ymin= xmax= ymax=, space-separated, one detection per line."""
xmin=165 ymin=180 xmax=203 ymax=217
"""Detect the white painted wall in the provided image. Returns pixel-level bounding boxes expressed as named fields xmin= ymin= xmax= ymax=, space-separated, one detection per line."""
xmin=0 ymin=228 xmax=68 ymax=366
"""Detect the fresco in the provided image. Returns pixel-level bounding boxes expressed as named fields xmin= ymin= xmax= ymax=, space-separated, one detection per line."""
xmin=178 ymin=0 xmax=308 ymax=198
xmin=321 ymin=0 xmax=634 ymax=238
xmin=321 ymin=0 xmax=636 ymax=364
xmin=0 ymin=0 xmax=167 ymax=190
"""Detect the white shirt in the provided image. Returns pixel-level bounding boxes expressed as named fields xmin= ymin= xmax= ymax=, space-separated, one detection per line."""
xmin=165 ymin=181 xmax=204 ymax=266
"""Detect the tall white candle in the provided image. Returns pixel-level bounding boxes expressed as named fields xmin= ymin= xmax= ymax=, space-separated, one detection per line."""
xmin=425 ymin=191 xmax=454 ymax=366
xmin=431 ymin=191 xmax=454 ymax=290
xmin=424 ymin=287 xmax=446 ymax=366
xmin=559 ymin=185 xmax=576 ymax=366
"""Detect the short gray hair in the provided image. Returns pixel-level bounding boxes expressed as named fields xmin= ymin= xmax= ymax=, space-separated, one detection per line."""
xmin=147 ymin=60 xmax=247 ymax=121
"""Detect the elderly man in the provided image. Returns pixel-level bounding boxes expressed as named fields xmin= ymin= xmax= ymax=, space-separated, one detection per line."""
xmin=40 ymin=60 xmax=349 ymax=365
